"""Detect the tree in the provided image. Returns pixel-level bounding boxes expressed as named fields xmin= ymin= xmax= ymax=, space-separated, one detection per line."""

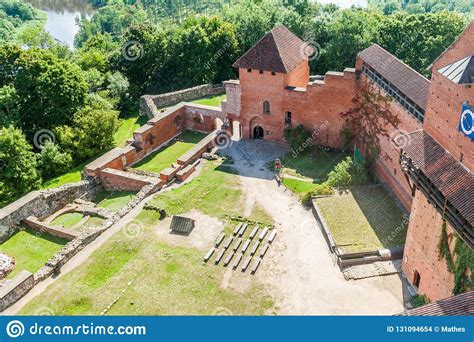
xmin=377 ymin=11 xmax=466 ymax=76
xmin=0 ymin=46 xmax=88 ymax=138
xmin=55 ymin=94 xmax=120 ymax=161
xmin=318 ymin=9 xmax=383 ymax=73
xmin=0 ymin=85 xmax=18 ymax=126
xmin=339 ymin=81 xmax=400 ymax=167
xmin=37 ymin=142 xmax=73 ymax=180
xmin=167 ymin=16 xmax=239 ymax=88
xmin=107 ymin=71 xmax=129 ymax=98
xmin=0 ymin=126 xmax=41 ymax=203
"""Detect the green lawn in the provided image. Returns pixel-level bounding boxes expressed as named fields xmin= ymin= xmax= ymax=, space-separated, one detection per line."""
xmin=282 ymin=178 xmax=321 ymax=194
xmin=281 ymin=148 xmax=349 ymax=181
xmin=314 ymin=185 xmax=407 ymax=253
xmin=0 ymin=228 xmax=67 ymax=279
xmin=50 ymin=213 xmax=84 ymax=229
xmin=94 ymin=191 xmax=137 ymax=212
xmin=40 ymin=163 xmax=85 ymax=190
xmin=191 ymin=94 xmax=226 ymax=107
xmin=132 ymin=130 xmax=207 ymax=174
xmin=19 ymin=160 xmax=275 ymax=315
xmin=148 ymin=161 xmax=242 ymax=218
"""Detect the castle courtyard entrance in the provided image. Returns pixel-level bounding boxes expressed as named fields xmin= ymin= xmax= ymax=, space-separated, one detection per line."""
xmin=253 ymin=125 xmax=264 ymax=139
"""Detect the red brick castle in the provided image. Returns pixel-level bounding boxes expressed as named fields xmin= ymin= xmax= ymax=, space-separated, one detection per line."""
xmin=222 ymin=23 xmax=474 ymax=302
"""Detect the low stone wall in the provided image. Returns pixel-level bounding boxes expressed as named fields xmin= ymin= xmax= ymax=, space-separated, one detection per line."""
xmin=33 ymin=183 xmax=158 ymax=285
xmin=140 ymin=84 xmax=224 ymax=118
xmin=0 ymin=181 xmax=97 ymax=243
xmin=23 ymin=216 xmax=79 ymax=241
xmin=0 ymin=270 xmax=34 ymax=311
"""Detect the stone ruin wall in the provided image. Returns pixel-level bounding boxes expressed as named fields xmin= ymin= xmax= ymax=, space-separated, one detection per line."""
xmin=140 ymin=84 xmax=225 ymax=118
xmin=0 ymin=181 xmax=98 ymax=243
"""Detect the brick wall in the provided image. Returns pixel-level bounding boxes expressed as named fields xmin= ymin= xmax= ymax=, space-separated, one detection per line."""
xmin=402 ymin=191 xmax=455 ymax=301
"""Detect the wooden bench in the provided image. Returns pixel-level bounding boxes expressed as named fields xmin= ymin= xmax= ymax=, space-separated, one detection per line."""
xmin=249 ymin=226 xmax=259 ymax=240
xmin=268 ymin=230 xmax=277 ymax=243
xmin=259 ymin=227 xmax=269 ymax=241
xmin=259 ymin=243 xmax=270 ymax=257
xmin=238 ymin=223 xmax=248 ymax=237
xmin=241 ymin=256 xmax=252 ymax=272
xmin=223 ymin=251 xmax=235 ymax=266
xmin=223 ymin=236 xmax=233 ymax=249
xmin=250 ymin=241 xmax=260 ymax=256
xmin=232 ymin=253 xmax=243 ymax=269
xmin=215 ymin=233 xmax=225 ymax=247
xmin=232 ymin=238 xmax=242 ymax=251
xmin=251 ymin=257 xmax=262 ymax=274
xmin=214 ymin=249 xmax=225 ymax=265
xmin=241 ymin=239 xmax=251 ymax=253
xmin=233 ymin=223 xmax=243 ymax=236
xmin=203 ymin=247 xmax=216 ymax=262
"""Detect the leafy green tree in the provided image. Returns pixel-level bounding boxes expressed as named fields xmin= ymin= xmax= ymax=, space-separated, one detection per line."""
xmin=107 ymin=71 xmax=129 ymax=98
xmin=74 ymin=3 xmax=149 ymax=48
xmin=377 ymin=11 xmax=466 ymax=76
xmin=55 ymin=94 xmax=120 ymax=160
xmin=0 ymin=46 xmax=88 ymax=138
xmin=0 ymin=126 xmax=41 ymax=203
xmin=167 ymin=16 xmax=239 ymax=88
xmin=0 ymin=85 xmax=18 ymax=126
xmin=318 ymin=9 xmax=383 ymax=73
xmin=37 ymin=142 xmax=73 ymax=180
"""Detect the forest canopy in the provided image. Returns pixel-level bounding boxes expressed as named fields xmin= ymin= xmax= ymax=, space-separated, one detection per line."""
xmin=0 ymin=0 xmax=471 ymax=206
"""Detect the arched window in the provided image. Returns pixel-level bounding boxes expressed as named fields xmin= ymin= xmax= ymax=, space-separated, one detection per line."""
xmin=263 ymin=101 xmax=270 ymax=115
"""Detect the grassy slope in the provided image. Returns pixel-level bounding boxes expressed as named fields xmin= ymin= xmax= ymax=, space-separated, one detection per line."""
xmin=95 ymin=191 xmax=136 ymax=212
xmin=0 ymin=228 xmax=67 ymax=278
xmin=314 ymin=185 xmax=407 ymax=253
xmin=20 ymin=161 xmax=275 ymax=315
xmin=132 ymin=130 xmax=207 ymax=174
xmin=114 ymin=114 xmax=148 ymax=147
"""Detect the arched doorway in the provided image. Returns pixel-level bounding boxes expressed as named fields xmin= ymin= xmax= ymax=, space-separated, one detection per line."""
xmin=253 ymin=126 xmax=264 ymax=139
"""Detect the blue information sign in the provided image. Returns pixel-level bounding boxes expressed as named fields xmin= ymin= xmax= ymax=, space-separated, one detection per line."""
xmin=459 ymin=103 xmax=474 ymax=140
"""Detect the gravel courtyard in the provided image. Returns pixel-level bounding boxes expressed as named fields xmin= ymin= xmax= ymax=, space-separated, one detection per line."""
xmin=220 ymin=139 xmax=410 ymax=315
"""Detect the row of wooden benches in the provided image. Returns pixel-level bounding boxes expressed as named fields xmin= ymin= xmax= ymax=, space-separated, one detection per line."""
xmin=203 ymin=223 xmax=277 ymax=274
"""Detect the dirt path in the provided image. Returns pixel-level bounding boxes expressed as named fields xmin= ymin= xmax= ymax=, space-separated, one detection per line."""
xmin=223 ymin=139 xmax=408 ymax=315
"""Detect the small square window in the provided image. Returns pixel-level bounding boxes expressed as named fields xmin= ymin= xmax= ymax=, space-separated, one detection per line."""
xmin=247 ymin=68 xmax=252 ymax=73
xmin=271 ymin=72 xmax=276 ymax=76
xmin=259 ymin=70 xmax=264 ymax=74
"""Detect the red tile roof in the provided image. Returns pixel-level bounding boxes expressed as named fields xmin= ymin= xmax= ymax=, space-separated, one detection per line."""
xmin=358 ymin=44 xmax=430 ymax=110
xmin=399 ymin=290 xmax=474 ymax=316
xmin=233 ymin=25 xmax=314 ymax=73
xmin=401 ymin=130 xmax=474 ymax=227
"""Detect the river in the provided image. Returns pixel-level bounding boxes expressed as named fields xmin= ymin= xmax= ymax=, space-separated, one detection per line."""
xmin=24 ymin=0 xmax=95 ymax=49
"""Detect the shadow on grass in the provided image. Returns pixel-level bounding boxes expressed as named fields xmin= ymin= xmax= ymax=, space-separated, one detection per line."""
xmin=348 ymin=185 xmax=408 ymax=249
